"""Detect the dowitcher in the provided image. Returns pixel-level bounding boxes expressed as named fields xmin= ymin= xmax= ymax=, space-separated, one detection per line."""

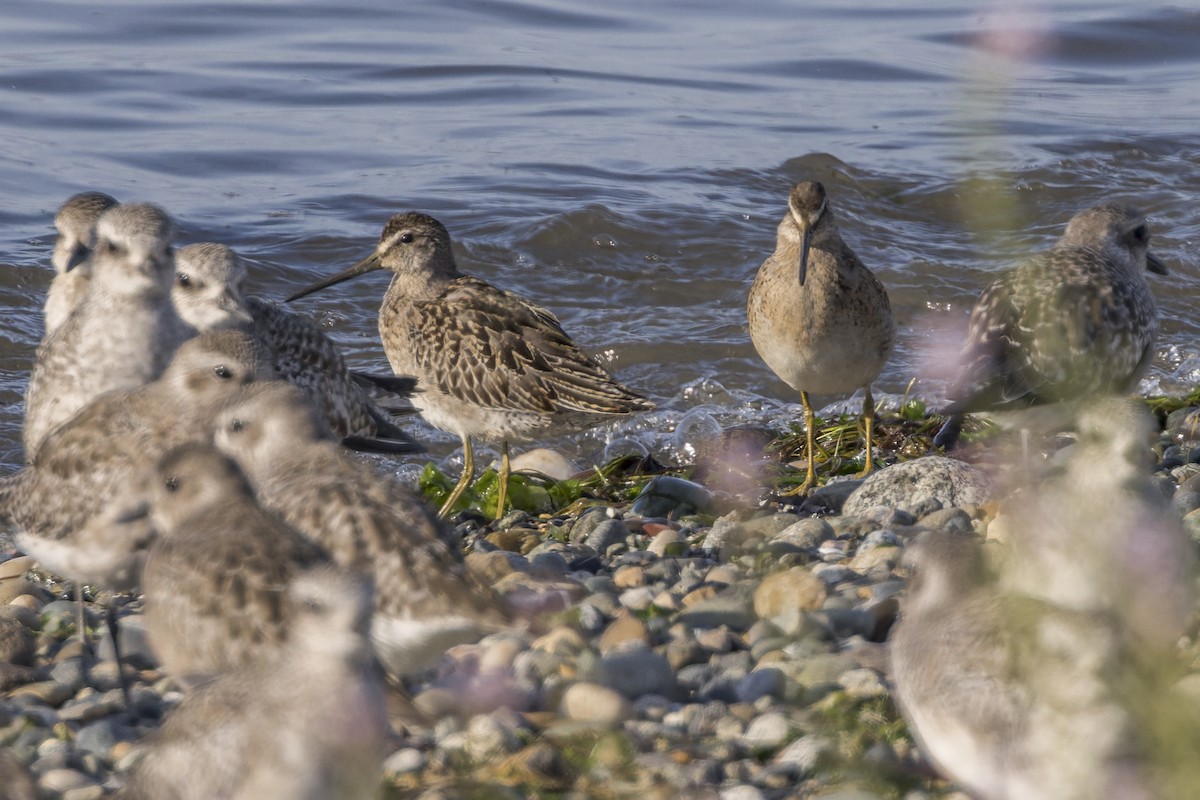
xmin=140 ymin=443 xmax=332 ymax=687
xmin=287 ymin=211 xmax=654 ymax=518
xmin=933 ymin=203 xmax=1166 ymax=450
xmin=119 ymin=564 xmax=387 ymax=800
xmin=24 ymin=202 xmax=187 ymax=460
xmin=215 ymin=381 xmax=510 ymax=676
xmin=43 ymin=191 xmax=119 ymax=336
xmin=747 ymin=181 xmax=894 ymax=494
xmin=172 ymin=242 xmax=421 ymax=452
xmin=890 ymin=530 xmax=1153 ymax=800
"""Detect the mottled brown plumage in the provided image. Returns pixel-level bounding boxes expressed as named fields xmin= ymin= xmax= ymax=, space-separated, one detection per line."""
xmin=3 ymin=330 xmax=275 ymax=590
xmin=119 ymin=564 xmax=387 ymax=800
xmin=214 ymin=381 xmax=509 ymax=676
xmin=287 ymin=211 xmax=654 ymax=517
xmin=934 ymin=203 xmax=1166 ymax=449
xmin=747 ymin=181 xmax=894 ymax=492
xmin=172 ymin=242 xmax=420 ymax=451
xmin=44 ymin=191 xmax=120 ymax=336
xmin=140 ymin=443 xmax=332 ymax=687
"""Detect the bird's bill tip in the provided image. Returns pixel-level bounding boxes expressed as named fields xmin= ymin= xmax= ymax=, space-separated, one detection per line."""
xmin=797 ymin=224 xmax=813 ymax=286
xmin=64 ymin=243 xmax=88 ymax=273
xmin=1146 ymin=251 xmax=1169 ymax=276
xmin=285 ymin=252 xmax=383 ymax=302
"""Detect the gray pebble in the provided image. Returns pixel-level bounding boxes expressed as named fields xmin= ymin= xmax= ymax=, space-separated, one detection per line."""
xmin=741 ymin=711 xmax=792 ymax=755
xmin=735 ymin=668 xmax=786 ymax=704
xmin=585 ymin=519 xmax=629 ymax=554
xmin=596 ymin=649 xmax=679 ymax=699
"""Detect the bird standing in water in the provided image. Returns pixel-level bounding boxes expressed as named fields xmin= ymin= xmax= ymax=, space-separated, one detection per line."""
xmin=747 ymin=181 xmax=894 ymax=494
xmin=288 ymin=211 xmax=654 ymax=518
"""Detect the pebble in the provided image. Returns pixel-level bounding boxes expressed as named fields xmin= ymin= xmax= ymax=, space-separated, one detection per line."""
xmin=560 ymin=681 xmax=632 ymax=726
xmin=842 ymin=456 xmax=992 ymax=516
xmin=6 ymin=406 xmax=1193 ymax=800
xmin=595 ymin=649 xmax=680 ymax=700
xmin=741 ymin=710 xmax=792 ymax=754
xmin=753 ymin=567 xmax=828 ymax=618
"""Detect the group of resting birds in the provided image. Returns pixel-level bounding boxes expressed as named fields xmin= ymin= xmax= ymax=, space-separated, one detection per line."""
xmin=0 ymin=179 xmax=1179 ymax=798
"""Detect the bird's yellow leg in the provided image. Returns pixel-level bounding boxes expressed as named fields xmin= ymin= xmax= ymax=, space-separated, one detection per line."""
xmin=855 ymin=385 xmax=877 ymax=479
xmin=438 ymin=434 xmax=475 ymax=519
xmin=781 ymin=391 xmax=818 ymax=496
xmin=495 ymin=441 xmax=511 ymax=520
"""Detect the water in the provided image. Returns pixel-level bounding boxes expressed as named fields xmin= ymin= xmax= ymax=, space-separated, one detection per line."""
xmin=2 ymin=0 xmax=1199 ymax=472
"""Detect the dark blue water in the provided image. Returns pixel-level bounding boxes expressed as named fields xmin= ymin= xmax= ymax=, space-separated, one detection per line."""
xmin=2 ymin=0 xmax=1198 ymax=470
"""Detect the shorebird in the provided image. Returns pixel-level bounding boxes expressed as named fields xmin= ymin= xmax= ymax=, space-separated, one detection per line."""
xmin=139 ymin=443 xmax=332 ymax=687
xmin=1 ymin=330 xmax=274 ymax=699
xmin=933 ymin=203 xmax=1167 ymax=450
xmin=24 ymin=202 xmax=188 ymax=460
xmin=747 ymin=181 xmax=894 ymax=494
xmin=287 ymin=211 xmax=654 ymax=518
xmin=890 ymin=530 xmax=1151 ymax=800
xmin=4 ymin=330 xmax=274 ymax=593
xmin=118 ymin=565 xmax=388 ymax=800
xmin=996 ymin=397 xmax=1194 ymax=652
xmin=44 ymin=191 xmax=119 ymax=336
xmin=214 ymin=381 xmax=511 ymax=676
xmin=172 ymin=242 xmax=421 ymax=452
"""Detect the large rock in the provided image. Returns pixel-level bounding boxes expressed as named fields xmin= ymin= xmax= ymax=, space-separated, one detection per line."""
xmin=842 ymin=456 xmax=992 ymax=516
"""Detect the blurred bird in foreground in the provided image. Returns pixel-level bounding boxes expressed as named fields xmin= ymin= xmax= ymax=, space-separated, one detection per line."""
xmin=117 ymin=565 xmax=387 ymax=800
xmin=43 ymin=191 xmax=119 ymax=336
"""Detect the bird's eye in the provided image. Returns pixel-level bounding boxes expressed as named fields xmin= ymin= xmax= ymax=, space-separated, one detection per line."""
xmin=176 ymin=273 xmax=191 ymax=288
xmin=164 ymin=476 xmax=180 ymax=492
xmin=213 ymin=365 xmax=234 ymax=380
xmin=230 ymin=418 xmax=246 ymax=433
xmin=1132 ymin=224 xmax=1148 ymax=242
xmin=100 ymin=239 xmax=118 ymax=256
xmin=399 ymin=232 xmax=414 ymax=244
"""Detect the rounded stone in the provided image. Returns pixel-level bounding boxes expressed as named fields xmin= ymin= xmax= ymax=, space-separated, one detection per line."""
xmin=843 ymin=456 xmax=992 ymax=516
xmin=0 ymin=617 xmax=35 ymax=666
xmin=37 ymin=768 xmax=98 ymax=794
xmin=741 ymin=711 xmax=792 ymax=755
xmin=598 ymin=614 xmax=650 ymax=656
xmin=596 ymin=649 xmax=680 ymax=699
xmin=770 ymin=518 xmax=835 ymax=550
xmin=383 ymin=748 xmax=426 ymax=776
xmin=560 ymin=681 xmax=632 ymax=726
xmin=754 ymin=567 xmax=828 ymax=619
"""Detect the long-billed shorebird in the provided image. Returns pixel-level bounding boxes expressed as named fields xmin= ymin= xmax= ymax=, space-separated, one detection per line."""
xmin=214 ymin=381 xmax=510 ymax=676
xmin=44 ymin=191 xmax=119 ymax=336
xmin=118 ymin=564 xmax=387 ymax=800
xmin=933 ymin=203 xmax=1166 ymax=450
xmin=140 ymin=443 xmax=332 ymax=687
xmin=24 ymin=202 xmax=187 ymax=460
xmin=747 ymin=181 xmax=894 ymax=494
xmin=172 ymin=242 xmax=420 ymax=452
xmin=287 ymin=211 xmax=654 ymax=518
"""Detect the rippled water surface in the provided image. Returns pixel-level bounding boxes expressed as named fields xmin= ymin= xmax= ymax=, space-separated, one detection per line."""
xmin=2 ymin=0 xmax=1199 ymax=471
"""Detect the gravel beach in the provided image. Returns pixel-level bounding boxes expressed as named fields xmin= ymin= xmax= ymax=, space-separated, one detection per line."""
xmin=3 ymin=403 xmax=1200 ymax=800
